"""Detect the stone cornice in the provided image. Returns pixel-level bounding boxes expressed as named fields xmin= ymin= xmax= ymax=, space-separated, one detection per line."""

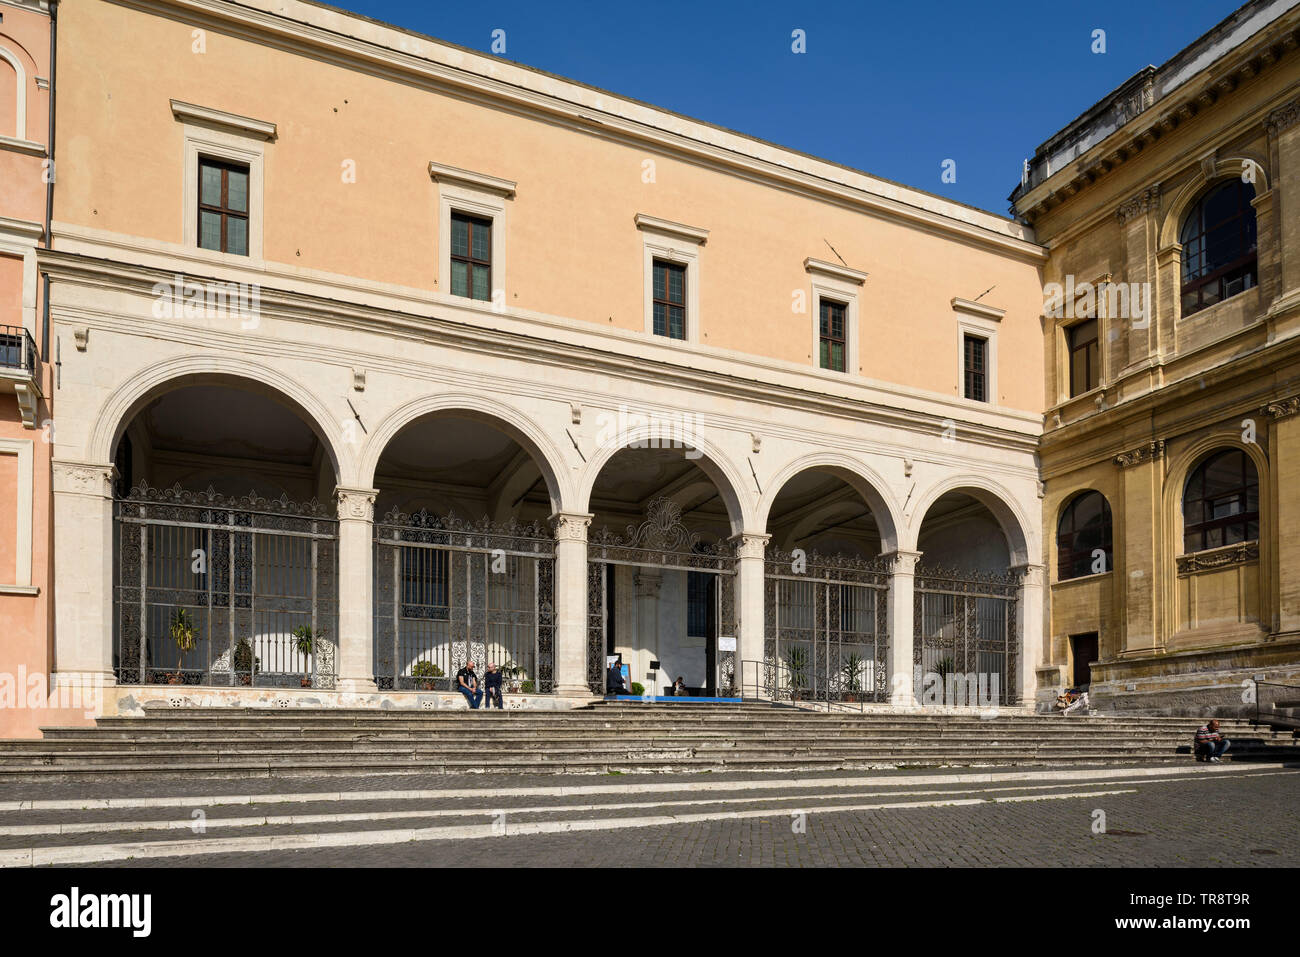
xmin=124 ymin=0 xmax=1044 ymax=263
xmin=950 ymin=297 xmax=1004 ymax=322
xmin=38 ymin=245 xmax=1043 ymax=461
xmin=633 ymin=214 xmax=708 ymax=245
xmin=427 ymin=161 xmax=516 ymax=198
xmin=1115 ymin=185 xmax=1161 ymax=224
xmin=1113 ymin=439 xmax=1165 ymax=468
xmin=169 ymin=99 xmax=277 ymax=140
xmin=804 ymin=258 xmax=867 ymax=285
xmin=0 ymin=214 xmax=45 ymax=243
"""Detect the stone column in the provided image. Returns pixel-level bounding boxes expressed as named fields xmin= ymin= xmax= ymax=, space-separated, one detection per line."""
xmin=1267 ymin=100 xmax=1300 ymax=301
xmin=51 ymin=461 xmax=117 ymax=703
xmin=1011 ymin=562 xmax=1047 ymax=708
xmin=1115 ymin=442 xmax=1164 ymax=655
xmin=335 ymin=487 xmax=378 ymax=694
xmin=551 ymin=511 xmax=592 ymax=697
xmin=1266 ymin=397 xmax=1300 ymax=633
xmin=730 ymin=531 xmax=769 ymax=697
xmin=883 ymin=549 xmax=922 ymax=707
xmin=633 ymin=571 xmax=662 ymax=690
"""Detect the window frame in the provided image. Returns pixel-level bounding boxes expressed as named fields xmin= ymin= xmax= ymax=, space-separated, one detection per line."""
xmin=1182 ymin=448 xmax=1259 ymax=555
xmin=1056 ymin=490 xmax=1113 ymax=581
xmin=818 ymin=297 xmax=848 ymax=372
xmin=638 ymin=216 xmax=706 ymax=345
xmin=197 ymin=156 xmax=251 ymax=256
xmin=448 ymin=211 xmax=493 ymax=302
xmin=962 ymin=332 xmax=988 ymax=402
xmin=1178 ymin=179 xmax=1258 ymax=318
xmin=434 ymin=170 xmax=510 ymax=308
xmin=651 ymin=258 xmax=688 ymax=340
xmin=1066 ymin=318 xmax=1100 ymax=398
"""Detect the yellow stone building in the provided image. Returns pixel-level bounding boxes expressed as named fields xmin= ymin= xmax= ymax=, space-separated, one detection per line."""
xmin=1012 ymin=0 xmax=1300 ymax=714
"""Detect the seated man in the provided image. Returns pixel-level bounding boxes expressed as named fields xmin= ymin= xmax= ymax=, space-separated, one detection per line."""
xmin=483 ymin=662 xmax=504 ymax=710
xmin=456 ymin=660 xmax=483 ymax=710
xmin=607 ymin=659 xmax=628 ymax=696
xmin=1194 ymin=719 xmax=1230 ymax=763
xmin=673 ymin=676 xmax=688 ymax=696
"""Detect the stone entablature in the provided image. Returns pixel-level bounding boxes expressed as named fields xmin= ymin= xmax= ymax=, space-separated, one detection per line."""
xmin=1176 ymin=542 xmax=1260 ymax=576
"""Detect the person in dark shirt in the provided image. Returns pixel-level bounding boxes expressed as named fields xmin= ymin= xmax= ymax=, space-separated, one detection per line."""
xmin=483 ymin=662 xmax=504 ymax=710
xmin=1194 ymin=719 xmax=1230 ymax=762
xmin=673 ymin=676 xmax=687 ymax=696
xmin=607 ymin=659 xmax=627 ymax=696
xmin=456 ymin=660 xmax=483 ymax=710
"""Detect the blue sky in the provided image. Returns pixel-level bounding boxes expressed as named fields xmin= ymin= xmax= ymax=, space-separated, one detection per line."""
xmin=330 ymin=0 xmax=1245 ymax=215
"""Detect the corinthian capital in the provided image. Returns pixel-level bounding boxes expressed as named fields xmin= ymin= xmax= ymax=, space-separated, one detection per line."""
xmin=728 ymin=532 xmax=771 ymax=561
xmin=335 ymin=486 xmax=378 ymax=522
xmin=550 ymin=511 xmax=593 ymax=542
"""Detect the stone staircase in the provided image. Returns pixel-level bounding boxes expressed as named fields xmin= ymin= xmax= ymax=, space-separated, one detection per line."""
xmin=0 ymin=702 xmax=1295 ymax=781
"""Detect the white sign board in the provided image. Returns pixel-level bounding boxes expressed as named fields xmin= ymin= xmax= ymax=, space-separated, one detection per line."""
xmin=718 ymin=635 xmax=737 ymax=652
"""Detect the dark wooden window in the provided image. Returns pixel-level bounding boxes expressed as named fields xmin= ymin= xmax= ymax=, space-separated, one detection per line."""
xmin=1057 ymin=491 xmax=1113 ymax=580
xmin=450 ymin=212 xmax=492 ymax=301
xmin=819 ymin=299 xmax=847 ymax=371
xmin=1183 ymin=449 xmax=1258 ymax=553
xmin=687 ymin=571 xmax=714 ymax=638
xmin=1179 ymin=180 xmax=1257 ymax=317
xmin=198 ymin=158 xmax=249 ymax=255
xmin=1067 ymin=319 xmax=1099 ymax=397
xmin=963 ymin=334 xmax=987 ymax=401
xmin=652 ymin=260 xmax=686 ymax=339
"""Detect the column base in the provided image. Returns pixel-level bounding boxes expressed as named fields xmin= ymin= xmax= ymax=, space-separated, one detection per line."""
xmin=337 ymin=677 xmax=379 ymax=694
xmin=554 ymin=683 xmax=596 ymax=698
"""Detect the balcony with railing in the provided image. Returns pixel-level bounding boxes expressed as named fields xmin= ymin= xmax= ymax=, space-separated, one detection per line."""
xmin=0 ymin=324 xmax=43 ymax=428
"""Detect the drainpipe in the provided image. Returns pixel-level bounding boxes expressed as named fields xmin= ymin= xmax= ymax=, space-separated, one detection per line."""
xmin=40 ymin=0 xmax=57 ymax=360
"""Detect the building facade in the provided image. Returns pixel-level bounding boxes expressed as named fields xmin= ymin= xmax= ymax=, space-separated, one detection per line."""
xmin=1013 ymin=0 xmax=1300 ymax=714
xmin=29 ymin=0 xmax=1051 ymax=730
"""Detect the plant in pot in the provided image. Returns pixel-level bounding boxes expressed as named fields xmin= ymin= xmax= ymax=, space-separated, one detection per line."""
xmin=167 ymin=608 xmax=198 ymax=685
xmin=233 ymin=638 xmax=259 ymax=686
xmin=841 ymin=653 xmax=865 ymax=703
xmin=519 ymin=680 xmax=535 ymax=694
xmin=784 ymin=646 xmax=809 ymax=701
xmin=291 ymin=625 xmax=319 ymax=688
xmin=411 ymin=659 xmax=443 ymax=691
xmin=630 ymin=681 xmax=645 ymax=696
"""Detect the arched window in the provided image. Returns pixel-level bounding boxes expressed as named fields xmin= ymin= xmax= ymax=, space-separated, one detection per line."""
xmin=1179 ymin=179 xmax=1257 ymax=316
xmin=1056 ymin=491 xmax=1112 ymax=580
xmin=1182 ymin=449 xmax=1258 ymax=554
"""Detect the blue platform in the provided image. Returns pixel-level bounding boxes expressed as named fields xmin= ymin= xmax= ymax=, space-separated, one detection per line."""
xmin=603 ymin=695 xmax=743 ymax=703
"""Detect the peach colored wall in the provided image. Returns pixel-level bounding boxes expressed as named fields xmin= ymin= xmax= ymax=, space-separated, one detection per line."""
xmin=55 ymin=0 xmax=1046 ymax=412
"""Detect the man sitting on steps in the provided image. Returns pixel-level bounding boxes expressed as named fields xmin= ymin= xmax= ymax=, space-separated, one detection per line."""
xmin=456 ymin=660 xmax=483 ymax=710
xmin=1195 ymin=719 xmax=1230 ymax=763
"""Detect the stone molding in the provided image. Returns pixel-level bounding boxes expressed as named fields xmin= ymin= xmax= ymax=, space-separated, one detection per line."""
xmin=52 ymin=461 xmax=116 ymax=498
xmin=335 ymin=486 xmax=378 ymax=522
xmin=882 ymin=549 xmax=923 ymax=575
xmin=1113 ymin=439 xmax=1165 ymax=468
xmin=1116 ymin=185 xmax=1161 ymax=224
xmin=1266 ymin=98 xmax=1300 ymax=137
xmin=633 ymin=213 xmax=708 ymax=245
xmin=1262 ymin=395 xmax=1300 ymax=419
xmin=169 ymin=99 xmax=277 ymax=140
xmin=550 ymin=512 xmax=592 ymax=543
xmin=728 ymin=532 xmax=770 ymax=561
xmin=1176 ymin=541 xmax=1259 ymax=575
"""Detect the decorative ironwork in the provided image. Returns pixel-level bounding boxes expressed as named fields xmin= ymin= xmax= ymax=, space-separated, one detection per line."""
xmin=113 ymin=484 xmax=338 ymax=689
xmin=762 ymin=547 xmax=891 ymax=704
xmin=1176 ymin=541 xmax=1259 ymax=575
xmin=585 ymin=497 xmax=737 ymax=695
xmin=373 ymin=509 xmax=555 ymax=693
xmin=913 ymin=563 xmax=1019 ymax=707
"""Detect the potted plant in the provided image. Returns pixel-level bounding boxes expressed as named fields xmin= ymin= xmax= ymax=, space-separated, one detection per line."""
xmin=841 ymin=653 xmax=865 ymax=703
xmin=292 ymin=625 xmax=319 ymax=687
xmin=784 ymin=646 xmax=809 ymax=701
xmin=168 ymin=608 xmax=198 ymax=684
xmin=630 ymin=681 xmax=645 ymax=696
xmin=519 ymin=680 xmax=534 ymax=694
xmin=233 ymin=638 xmax=259 ymax=686
xmin=411 ymin=659 xmax=443 ymax=691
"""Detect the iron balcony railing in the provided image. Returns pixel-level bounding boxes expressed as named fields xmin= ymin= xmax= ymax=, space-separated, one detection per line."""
xmin=0 ymin=325 xmax=38 ymax=374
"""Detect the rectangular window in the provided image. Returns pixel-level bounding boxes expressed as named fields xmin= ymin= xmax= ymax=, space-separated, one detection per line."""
xmin=687 ymin=571 xmax=714 ymax=639
xmin=963 ymin=334 xmax=988 ymax=401
xmin=652 ymin=260 xmax=687 ymax=339
xmin=197 ymin=157 xmax=250 ymax=255
xmin=450 ymin=212 xmax=492 ymax=301
xmin=819 ymin=299 xmax=847 ymax=372
xmin=1067 ymin=319 xmax=1099 ymax=397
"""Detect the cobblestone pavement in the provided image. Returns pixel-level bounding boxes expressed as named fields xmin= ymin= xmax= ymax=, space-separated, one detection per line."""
xmin=0 ymin=763 xmax=1293 ymax=867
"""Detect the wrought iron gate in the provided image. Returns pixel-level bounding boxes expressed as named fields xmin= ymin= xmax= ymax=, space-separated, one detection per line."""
xmin=586 ymin=498 xmax=736 ymax=695
xmin=113 ymin=483 xmax=339 ymax=687
xmin=763 ymin=548 xmax=890 ymax=703
xmin=372 ymin=509 xmax=555 ymax=693
xmin=913 ymin=564 xmax=1019 ymax=706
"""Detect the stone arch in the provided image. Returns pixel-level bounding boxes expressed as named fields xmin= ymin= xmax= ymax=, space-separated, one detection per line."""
xmin=908 ymin=473 xmax=1035 ymax=566
xmin=360 ymin=393 xmax=570 ymax=513
xmin=1162 ymin=431 xmax=1268 ymax=553
xmin=88 ymin=354 xmax=350 ymax=485
xmin=1158 ymin=158 xmax=1267 ymax=249
xmin=579 ymin=428 xmax=753 ymax=535
xmin=758 ymin=452 xmax=903 ymax=553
